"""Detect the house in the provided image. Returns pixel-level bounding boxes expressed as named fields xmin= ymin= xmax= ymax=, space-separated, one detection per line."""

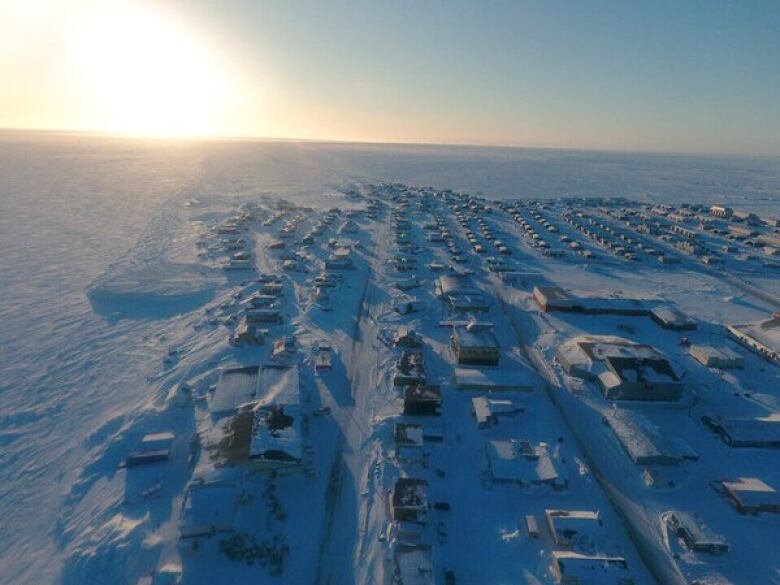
xmin=710 ymin=205 xmax=733 ymax=218
xmin=533 ymin=286 xmax=580 ymax=312
xmin=667 ymin=511 xmax=729 ymax=554
xmin=394 ymin=350 xmax=426 ymax=386
xmin=230 ymin=321 xmax=265 ymax=346
xmin=557 ymin=335 xmax=684 ymax=401
xmin=689 ymin=345 xmax=743 ymax=369
xmin=245 ymin=308 xmax=283 ymax=324
xmin=395 ymin=327 xmax=423 ymax=348
xmin=393 ymin=297 xmax=425 ymax=315
xmin=395 ymin=423 xmax=424 ymax=461
xmin=327 ymin=247 xmax=355 ymax=270
xmin=471 ymin=396 xmax=523 ymax=427
xmin=451 ymin=322 xmax=500 ymax=366
xmin=403 ymin=385 xmax=441 ymax=416
xmin=728 ymin=313 xmax=780 ymax=365
xmin=650 ymin=307 xmax=697 ymax=331
xmin=549 ymin=551 xmax=633 ymax=585
xmin=702 ymin=414 xmax=780 ymax=447
xmin=545 ymin=509 xmax=602 ymax=548
xmin=721 ymin=477 xmax=780 ymax=514
xmin=485 ymin=439 xmax=564 ymax=487
xmin=392 ymin=478 xmax=428 ymax=522
xmin=272 ymin=335 xmax=296 ymax=360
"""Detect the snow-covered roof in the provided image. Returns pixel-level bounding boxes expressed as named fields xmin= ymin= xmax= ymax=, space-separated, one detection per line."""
xmin=651 ymin=306 xmax=695 ymax=327
xmin=395 ymin=423 xmax=424 ymax=447
xmin=604 ymin=409 xmax=694 ymax=464
xmin=249 ymin=403 xmax=302 ymax=465
xmin=486 ymin=439 xmax=560 ymax=484
xmin=546 ymin=509 xmax=602 ymax=548
xmin=729 ymin=314 xmax=780 ymax=354
xmin=396 ymin=547 xmax=434 ymax=585
xmin=437 ymin=273 xmax=480 ymax=297
xmin=550 ymin=551 xmax=631 ymax=585
xmin=455 ymin=367 xmax=535 ymax=392
xmin=211 ymin=366 xmax=261 ymax=416
xmin=453 ymin=323 xmax=499 ymax=349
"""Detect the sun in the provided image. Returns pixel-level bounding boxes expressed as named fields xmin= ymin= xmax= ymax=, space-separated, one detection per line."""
xmin=70 ymin=2 xmax=233 ymax=137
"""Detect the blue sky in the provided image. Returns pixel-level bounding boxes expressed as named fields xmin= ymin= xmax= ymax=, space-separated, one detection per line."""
xmin=2 ymin=0 xmax=779 ymax=154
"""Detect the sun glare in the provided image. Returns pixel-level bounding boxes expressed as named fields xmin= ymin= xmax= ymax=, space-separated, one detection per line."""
xmin=70 ymin=2 xmax=234 ymax=137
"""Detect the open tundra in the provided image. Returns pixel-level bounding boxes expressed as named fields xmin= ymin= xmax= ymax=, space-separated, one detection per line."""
xmin=1 ymin=131 xmax=780 ymax=585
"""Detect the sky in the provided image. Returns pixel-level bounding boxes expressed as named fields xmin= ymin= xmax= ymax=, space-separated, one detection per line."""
xmin=1 ymin=0 xmax=779 ymax=155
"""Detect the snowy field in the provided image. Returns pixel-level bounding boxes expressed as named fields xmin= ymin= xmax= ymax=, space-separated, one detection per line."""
xmin=1 ymin=129 xmax=780 ymax=585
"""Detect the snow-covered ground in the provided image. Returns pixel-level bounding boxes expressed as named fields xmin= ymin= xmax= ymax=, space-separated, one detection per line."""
xmin=1 ymin=130 xmax=780 ymax=584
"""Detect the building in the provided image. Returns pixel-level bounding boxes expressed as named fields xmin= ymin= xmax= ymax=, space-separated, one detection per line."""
xmin=650 ymin=307 xmax=697 ymax=331
xmin=245 ymin=308 xmax=283 ymax=324
xmin=395 ymin=547 xmax=434 ymax=585
xmin=545 ymin=509 xmax=601 ymax=548
xmin=485 ymin=439 xmax=564 ymax=487
xmin=454 ymin=366 xmax=535 ymax=392
xmin=403 ymin=384 xmax=442 ymax=416
xmin=471 ymin=396 xmax=523 ymax=427
xmin=667 ymin=511 xmax=729 ymax=554
xmin=230 ymin=321 xmax=265 ymax=346
xmin=394 ymin=350 xmax=426 ymax=386
xmin=451 ymin=322 xmax=500 ymax=366
xmin=395 ymin=326 xmax=423 ymax=348
xmin=436 ymin=273 xmax=490 ymax=313
xmin=689 ymin=345 xmax=744 ymax=369
xmin=710 ymin=205 xmax=733 ymax=218
xmin=533 ymin=286 xmax=649 ymax=316
xmin=728 ymin=313 xmax=780 ymax=365
xmin=604 ymin=409 xmax=696 ymax=465
xmin=557 ymin=335 xmax=684 ymax=401
xmin=722 ymin=477 xmax=780 ymax=514
xmin=533 ymin=286 xmax=580 ymax=312
xmin=392 ymin=477 xmax=428 ymax=522
xmin=272 ymin=335 xmax=296 ymax=360
xmin=394 ymin=423 xmax=424 ymax=461
xmin=210 ymin=366 xmax=303 ymax=471
xmin=549 ymin=551 xmax=633 ymax=585
xmin=210 ymin=365 xmax=262 ymax=417
xmin=702 ymin=414 xmax=780 ymax=447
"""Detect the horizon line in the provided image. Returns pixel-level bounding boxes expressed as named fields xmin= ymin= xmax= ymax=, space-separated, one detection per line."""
xmin=2 ymin=125 xmax=779 ymax=161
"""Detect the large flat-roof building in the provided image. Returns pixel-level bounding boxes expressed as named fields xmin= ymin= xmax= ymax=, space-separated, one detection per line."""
xmin=604 ymin=409 xmax=696 ymax=465
xmin=210 ymin=365 xmax=303 ymax=471
xmin=557 ymin=335 xmax=684 ymax=401
xmin=667 ymin=511 xmax=729 ymax=554
xmin=436 ymin=274 xmax=490 ymax=313
xmin=728 ymin=313 xmax=780 ymax=365
xmin=702 ymin=415 xmax=780 ymax=448
xmin=545 ymin=509 xmax=602 ymax=548
xmin=689 ymin=345 xmax=744 ymax=369
xmin=549 ymin=551 xmax=633 ymax=585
